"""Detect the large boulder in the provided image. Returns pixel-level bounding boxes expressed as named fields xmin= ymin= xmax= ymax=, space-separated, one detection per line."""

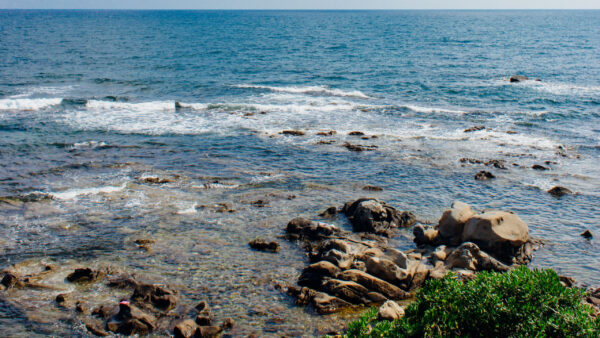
xmin=342 ymin=198 xmax=416 ymax=235
xmin=312 ymin=292 xmax=351 ymax=314
xmin=438 ymin=201 xmax=475 ymax=244
xmin=461 ymin=211 xmax=529 ymax=261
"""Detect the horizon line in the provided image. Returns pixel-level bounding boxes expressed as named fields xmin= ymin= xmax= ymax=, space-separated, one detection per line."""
xmin=2 ymin=8 xmax=599 ymax=10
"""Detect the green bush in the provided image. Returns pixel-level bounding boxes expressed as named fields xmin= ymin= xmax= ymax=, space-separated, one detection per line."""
xmin=345 ymin=266 xmax=599 ymax=337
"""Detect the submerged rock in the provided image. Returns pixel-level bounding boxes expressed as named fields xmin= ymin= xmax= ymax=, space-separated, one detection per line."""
xmin=509 ymin=75 xmax=540 ymax=82
xmin=317 ymin=130 xmax=336 ymax=136
xmin=106 ymin=301 xmax=157 ymax=336
xmin=1 ymin=273 xmax=24 ymax=289
xmin=464 ymin=125 xmax=485 ymax=133
xmin=131 ymin=283 xmax=177 ymax=312
xmin=66 ymin=268 xmax=104 ymax=283
xmin=474 ymin=171 xmax=495 ymax=180
xmin=280 ymin=130 xmax=305 ymax=136
xmin=548 ymin=186 xmax=572 ymax=197
xmin=532 ymin=164 xmax=548 ymax=171
xmin=581 ymin=230 xmax=593 ymax=239
xmin=348 ymin=131 xmax=365 ymax=136
xmin=174 ymin=319 xmax=198 ymax=338
xmin=248 ymin=238 xmax=280 ymax=253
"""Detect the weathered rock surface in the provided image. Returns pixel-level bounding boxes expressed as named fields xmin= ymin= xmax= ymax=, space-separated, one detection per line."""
xmin=343 ymin=198 xmax=416 ymax=235
xmin=131 ymin=283 xmax=178 ymax=312
xmin=474 ymin=171 xmax=495 ymax=180
xmin=67 ymin=268 xmax=104 ymax=283
xmin=548 ymin=186 xmax=572 ymax=197
xmin=377 ymin=300 xmax=405 ymax=321
xmin=106 ymin=301 xmax=157 ymax=336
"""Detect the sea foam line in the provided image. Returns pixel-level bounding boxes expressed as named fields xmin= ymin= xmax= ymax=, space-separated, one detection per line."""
xmin=235 ymin=84 xmax=370 ymax=99
xmin=0 ymin=98 xmax=63 ymax=111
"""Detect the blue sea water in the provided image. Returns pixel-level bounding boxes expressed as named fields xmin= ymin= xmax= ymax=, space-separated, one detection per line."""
xmin=0 ymin=10 xmax=599 ymax=336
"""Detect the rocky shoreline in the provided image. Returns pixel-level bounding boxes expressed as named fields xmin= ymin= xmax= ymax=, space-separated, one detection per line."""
xmin=1 ymin=197 xmax=598 ymax=336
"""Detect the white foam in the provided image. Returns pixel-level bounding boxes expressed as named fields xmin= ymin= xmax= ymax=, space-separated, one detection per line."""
xmin=402 ymin=104 xmax=467 ymax=114
xmin=513 ymin=80 xmax=600 ymax=97
xmin=50 ymin=183 xmax=127 ymax=200
xmin=70 ymin=141 xmax=108 ymax=150
xmin=0 ymin=98 xmax=63 ymax=111
xmin=86 ymin=100 xmax=176 ymax=112
xmin=235 ymin=84 xmax=370 ymax=99
xmin=177 ymin=202 xmax=198 ymax=214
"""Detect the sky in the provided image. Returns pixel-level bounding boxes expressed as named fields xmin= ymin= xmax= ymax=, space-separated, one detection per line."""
xmin=1 ymin=0 xmax=599 ymax=9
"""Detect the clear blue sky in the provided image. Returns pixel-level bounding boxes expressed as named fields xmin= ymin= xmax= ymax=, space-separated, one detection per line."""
xmin=1 ymin=0 xmax=599 ymax=9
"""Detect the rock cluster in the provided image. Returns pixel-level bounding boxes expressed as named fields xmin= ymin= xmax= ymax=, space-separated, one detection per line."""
xmin=285 ymin=199 xmax=539 ymax=315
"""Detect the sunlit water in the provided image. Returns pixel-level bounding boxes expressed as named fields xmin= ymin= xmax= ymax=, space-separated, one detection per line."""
xmin=0 ymin=10 xmax=599 ymax=336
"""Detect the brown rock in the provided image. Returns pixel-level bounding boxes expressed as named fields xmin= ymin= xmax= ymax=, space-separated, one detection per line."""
xmin=362 ymin=185 xmax=383 ymax=191
xmin=532 ymin=164 xmax=548 ymax=171
xmin=248 ymin=238 xmax=280 ymax=253
xmin=413 ymin=225 xmax=439 ymax=246
xmin=197 ymin=325 xmax=222 ymax=338
xmin=319 ymin=206 xmax=338 ymax=218
xmin=195 ymin=314 xmax=213 ymax=326
xmin=365 ymin=256 xmax=408 ymax=285
xmin=343 ymin=198 xmax=416 ymax=235
xmin=66 ymin=268 xmax=104 ymax=283
xmin=317 ymin=130 xmax=336 ymax=136
xmin=338 ymin=269 xmax=409 ymax=300
xmin=91 ymin=305 xmax=118 ymax=319
xmin=377 ymin=300 xmax=405 ymax=321
xmin=461 ymin=211 xmax=529 ymax=258
xmin=280 ymin=130 xmax=305 ymax=136
xmin=464 ymin=125 xmax=485 ymax=133
xmin=474 ymin=171 xmax=495 ymax=180
xmin=312 ymin=292 xmax=351 ymax=314
xmin=222 ymin=317 xmax=235 ymax=329
xmin=83 ymin=319 xmax=110 ymax=337
xmin=195 ymin=301 xmax=208 ymax=312
xmin=174 ymin=319 xmax=198 ymax=338
xmin=131 ymin=283 xmax=177 ymax=312
xmin=348 ymin=131 xmax=365 ymax=136
xmin=107 ymin=302 xmax=157 ymax=336
xmin=548 ymin=186 xmax=572 ymax=197
xmin=438 ymin=201 xmax=476 ymax=243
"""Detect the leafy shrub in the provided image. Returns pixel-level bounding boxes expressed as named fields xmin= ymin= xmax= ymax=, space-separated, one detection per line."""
xmin=345 ymin=266 xmax=599 ymax=337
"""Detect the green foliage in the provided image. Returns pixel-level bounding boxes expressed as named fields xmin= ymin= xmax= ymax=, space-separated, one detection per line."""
xmin=345 ymin=266 xmax=599 ymax=337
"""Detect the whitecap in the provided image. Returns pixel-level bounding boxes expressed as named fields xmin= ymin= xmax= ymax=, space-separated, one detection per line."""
xmin=177 ymin=202 xmax=198 ymax=214
xmin=402 ymin=104 xmax=467 ymax=114
xmin=50 ymin=183 xmax=127 ymax=200
xmin=0 ymin=98 xmax=63 ymax=111
xmin=86 ymin=100 xmax=176 ymax=112
xmin=235 ymin=84 xmax=370 ymax=99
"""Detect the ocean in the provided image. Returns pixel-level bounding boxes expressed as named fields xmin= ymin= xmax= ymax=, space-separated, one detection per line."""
xmin=0 ymin=10 xmax=599 ymax=336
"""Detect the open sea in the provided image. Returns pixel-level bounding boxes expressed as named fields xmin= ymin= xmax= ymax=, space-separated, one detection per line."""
xmin=0 ymin=10 xmax=599 ymax=336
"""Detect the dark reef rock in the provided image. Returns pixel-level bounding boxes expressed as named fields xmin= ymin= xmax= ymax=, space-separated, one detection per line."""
xmin=67 ymin=268 xmax=104 ymax=284
xmin=548 ymin=186 xmax=572 ymax=197
xmin=249 ymin=238 xmax=280 ymax=253
xmin=464 ymin=125 xmax=485 ymax=133
xmin=474 ymin=171 xmax=495 ymax=180
xmin=280 ymin=130 xmax=305 ymax=136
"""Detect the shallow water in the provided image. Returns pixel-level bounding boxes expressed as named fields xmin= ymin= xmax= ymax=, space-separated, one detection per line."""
xmin=0 ymin=9 xmax=599 ymax=336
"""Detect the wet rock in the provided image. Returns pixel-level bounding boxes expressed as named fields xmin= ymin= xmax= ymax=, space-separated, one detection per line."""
xmin=287 ymin=286 xmax=317 ymax=306
xmin=66 ymin=268 xmax=104 ymax=283
xmin=581 ymin=230 xmax=593 ymax=239
xmin=464 ymin=125 xmax=485 ymax=133
xmin=413 ymin=225 xmax=439 ymax=246
xmin=348 ymin=131 xmax=365 ymax=136
xmin=222 ymin=317 xmax=235 ymax=329
xmin=321 ymin=249 xmax=353 ymax=269
xmin=509 ymin=75 xmax=540 ymax=83
xmin=462 ymin=211 xmax=529 ymax=260
xmin=194 ymin=301 xmax=208 ymax=312
xmin=75 ymin=301 xmax=87 ymax=314
xmin=485 ymin=159 xmax=506 ymax=169
xmin=548 ymin=186 xmax=572 ymax=197
xmin=248 ymin=238 xmax=280 ymax=253
xmin=343 ymin=142 xmax=366 ymax=152
xmin=134 ymin=238 xmax=155 ymax=252
xmin=1 ymin=273 xmax=25 ymax=289
xmin=174 ymin=319 xmax=198 ymax=338
xmin=317 ymin=130 xmax=336 ymax=136
xmin=195 ymin=314 xmax=213 ymax=326
xmin=312 ymin=292 xmax=351 ymax=314
xmin=362 ymin=185 xmax=383 ymax=191
xmin=91 ymin=305 xmax=119 ymax=319
xmin=532 ymin=164 xmax=548 ymax=171
xmin=377 ymin=300 xmax=405 ymax=321
xmin=318 ymin=239 xmax=350 ymax=254
xmin=280 ymin=130 xmax=305 ymax=136
xmin=343 ymin=198 xmax=416 ymax=235
xmin=55 ymin=293 xmax=68 ymax=305
xmin=83 ymin=319 xmax=110 ymax=337
xmin=316 ymin=140 xmax=335 ymax=145
xmin=319 ymin=206 xmax=338 ymax=218
xmin=303 ymin=261 xmax=341 ymax=279
xmin=197 ymin=325 xmax=222 ymax=338
xmin=131 ymin=283 xmax=178 ymax=312
xmin=251 ymin=199 xmax=268 ymax=207
xmin=474 ymin=171 xmax=495 ymax=180
xmin=141 ymin=177 xmax=172 ymax=184
xmin=106 ymin=301 xmax=157 ymax=336
xmin=338 ymin=269 xmax=408 ymax=300
xmin=107 ymin=275 xmax=139 ymax=289
xmin=438 ymin=201 xmax=475 ymax=244
xmin=286 ymin=217 xmax=339 ymax=240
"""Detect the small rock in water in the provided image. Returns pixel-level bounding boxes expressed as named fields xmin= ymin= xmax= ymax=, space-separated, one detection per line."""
xmin=251 ymin=199 xmax=268 ymax=207
xmin=377 ymin=300 xmax=405 ymax=321
xmin=362 ymin=185 xmax=383 ymax=191
xmin=222 ymin=317 xmax=235 ymax=329
xmin=509 ymin=75 xmax=540 ymax=82
xmin=195 ymin=301 xmax=208 ymax=312
xmin=581 ymin=230 xmax=593 ymax=239
xmin=174 ymin=319 xmax=198 ymax=338
xmin=317 ymin=130 xmax=336 ymax=136
xmin=464 ymin=125 xmax=485 ymax=133
xmin=319 ymin=206 xmax=338 ymax=218
xmin=1 ymin=273 xmax=24 ymax=289
xmin=141 ymin=176 xmax=172 ymax=184
xmin=280 ymin=130 xmax=305 ymax=136
xmin=474 ymin=171 xmax=495 ymax=180
xmin=532 ymin=164 xmax=548 ymax=170
xmin=548 ymin=186 xmax=572 ymax=197
xmin=348 ymin=131 xmax=365 ymax=136
xmin=66 ymin=268 xmax=104 ymax=283
xmin=249 ymin=238 xmax=280 ymax=253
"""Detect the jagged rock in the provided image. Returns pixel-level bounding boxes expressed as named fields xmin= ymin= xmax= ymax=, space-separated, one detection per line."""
xmin=312 ymin=292 xmax=351 ymax=314
xmin=338 ymin=269 xmax=409 ymax=300
xmin=474 ymin=171 xmax=495 ymax=180
xmin=548 ymin=186 xmax=572 ymax=197
xmin=174 ymin=319 xmax=199 ymax=338
xmin=343 ymin=198 xmax=416 ymax=235
xmin=445 ymin=242 xmax=510 ymax=272
xmin=141 ymin=177 xmax=172 ymax=184
xmin=462 ymin=210 xmax=529 ymax=261
xmin=438 ymin=201 xmax=475 ymax=244
xmin=66 ymin=268 xmax=104 ymax=283
xmin=317 ymin=239 xmax=350 ymax=254
xmin=377 ymin=300 xmax=405 ymax=321
xmin=365 ymin=256 xmax=408 ymax=285
xmin=321 ymin=249 xmax=353 ymax=269
xmin=248 ymin=238 xmax=280 ymax=253
xmin=287 ymin=286 xmax=317 ymax=306
xmin=107 ymin=301 xmax=156 ymax=336
xmin=131 ymin=283 xmax=177 ymax=312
